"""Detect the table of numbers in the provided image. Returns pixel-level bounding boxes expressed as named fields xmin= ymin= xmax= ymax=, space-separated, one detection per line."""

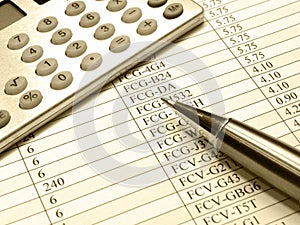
xmin=1 ymin=0 xmax=300 ymax=224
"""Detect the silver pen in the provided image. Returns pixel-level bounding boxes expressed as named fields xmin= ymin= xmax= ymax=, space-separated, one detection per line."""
xmin=161 ymin=98 xmax=300 ymax=203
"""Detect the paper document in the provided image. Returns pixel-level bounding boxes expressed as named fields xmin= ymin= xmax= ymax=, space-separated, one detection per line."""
xmin=1 ymin=0 xmax=300 ymax=224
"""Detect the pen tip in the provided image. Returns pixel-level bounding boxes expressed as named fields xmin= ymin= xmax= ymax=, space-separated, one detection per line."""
xmin=161 ymin=98 xmax=176 ymax=108
xmin=161 ymin=98 xmax=228 ymax=136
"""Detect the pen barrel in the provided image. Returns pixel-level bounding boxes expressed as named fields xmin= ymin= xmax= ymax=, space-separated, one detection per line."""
xmin=219 ymin=118 xmax=300 ymax=203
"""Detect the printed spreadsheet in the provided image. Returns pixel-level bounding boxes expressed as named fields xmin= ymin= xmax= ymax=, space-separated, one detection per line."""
xmin=1 ymin=0 xmax=300 ymax=224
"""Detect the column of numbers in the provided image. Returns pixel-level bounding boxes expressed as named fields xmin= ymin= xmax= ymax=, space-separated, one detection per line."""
xmin=200 ymin=0 xmax=300 ymax=224
xmin=19 ymin=135 xmax=66 ymax=224
xmin=0 ymin=143 xmax=51 ymax=224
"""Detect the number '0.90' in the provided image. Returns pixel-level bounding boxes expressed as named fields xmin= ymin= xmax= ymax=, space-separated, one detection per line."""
xmin=276 ymin=92 xmax=297 ymax=105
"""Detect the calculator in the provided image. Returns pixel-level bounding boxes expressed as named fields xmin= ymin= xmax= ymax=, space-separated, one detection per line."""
xmin=0 ymin=0 xmax=204 ymax=153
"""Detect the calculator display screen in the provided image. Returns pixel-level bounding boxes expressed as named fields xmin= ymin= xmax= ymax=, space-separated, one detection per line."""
xmin=0 ymin=1 xmax=26 ymax=30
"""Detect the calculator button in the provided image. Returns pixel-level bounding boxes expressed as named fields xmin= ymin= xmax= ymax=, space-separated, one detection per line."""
xmin=122 ymin=7 xmax=142 ymax=23
xmin=7 ymin=33 xmax=29 ymax=50
xmin=34 ymin=0 xmax=50 ymax=5
xmin=65 ymin=40 xmax=87 ymax=58
xmin=36 ymin=58 xmax=58 ymax=76
xmin=94 ymin=23 xmax=115 ymax=40
xmin=5 ymin=76 xmax=28 ymax=95
xmin=51 ymin=28 xmax=73 ymax=45
xmin=19 ymin=90 xmax=43 ymax=110
xmin=21 ymin=45 xmax=43 ymax=63
xmin=0 ymin=110 xmax=11 ymax=129
xmin=79 ymin=12 xmax=100 ymax=28
xmin=148 ymin=0 xmax=168 ymax=7
xmin=107 ymin=0 xmax=127 ymax=12
xmin=137 ymin=19 xmax=158 ymax=35
xmin=37 ymin=16 xmax=58 ymax=32
xmin=81 ymin=53 xmax=102 ymax=71
xmin=163 ymin=3 xmax=183 ymax=19
xmin=51 ymin=71 xmax=73 ymax=90
xmin=65 ymin=1 xmax=86 ymax=16
xmin=109 ymin=35 xmax=130 ymax=53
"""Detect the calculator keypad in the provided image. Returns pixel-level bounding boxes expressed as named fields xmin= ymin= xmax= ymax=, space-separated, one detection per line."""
xmin=1 ymin=0 xmax=203 ymax=152
xmin=4 ymin=0 xmax=188 ymax=105
xmin=3 ymin=0 xmax=188 ymax=104
xmin=7 ymin=33 xmax=29 ymax=50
